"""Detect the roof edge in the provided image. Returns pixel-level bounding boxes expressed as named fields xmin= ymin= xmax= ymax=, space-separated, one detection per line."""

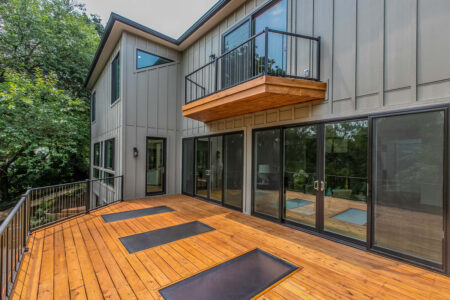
xmin=84 ymin=0 xmax=231 ymax=88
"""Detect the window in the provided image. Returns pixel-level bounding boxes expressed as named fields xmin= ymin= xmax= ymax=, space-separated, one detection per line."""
xmin=253 ymin=0 xmax=287 ymax=75
xmin=93 ymin=168 xmax=100 ymax=178
xmin=104 ymin=171 xmax=115 ymax=187
xmin=93 ymin=143 xmax=100 ymax=166
xmin=136 ymin=49 xmax=173 ymax=69
xmin=91 ymin=92 xmax=96 ymax=122
xmin=104 ymin=139 xmax=114 ymax=170
xmin=111 ymin=53 xmax=120 ymax=104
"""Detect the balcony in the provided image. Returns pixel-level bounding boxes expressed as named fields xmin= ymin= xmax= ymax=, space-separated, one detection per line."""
xmin=183 ymin=29 xmax=327 ymax=122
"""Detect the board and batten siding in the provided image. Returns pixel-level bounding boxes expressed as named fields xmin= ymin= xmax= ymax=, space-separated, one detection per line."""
xmin=121 ymin=32 xmax=181 ymax=200
xmin=180 ymin=0 xmax=450 ymax=137
xmin=90 ymin=42 xmax=123 ymax=182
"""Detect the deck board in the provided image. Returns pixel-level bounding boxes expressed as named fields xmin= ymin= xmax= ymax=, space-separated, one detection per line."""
xmin=10 ymin=194 xmax=450 ymax=299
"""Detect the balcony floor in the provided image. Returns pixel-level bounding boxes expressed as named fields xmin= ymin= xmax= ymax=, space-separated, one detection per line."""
xmin=11 ymin=194 xmax=450 ymax=299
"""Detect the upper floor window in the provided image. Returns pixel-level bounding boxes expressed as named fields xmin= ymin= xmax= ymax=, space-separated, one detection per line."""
xmin=111 ymin=53 xmax=120 ymax=104
xmin=136 ymin=49 xmax=173 ymax=69
xmin=91 ymin=92 xmax=96 ymax=122
xmin=104 ymin=138 xmax=115 ymax=170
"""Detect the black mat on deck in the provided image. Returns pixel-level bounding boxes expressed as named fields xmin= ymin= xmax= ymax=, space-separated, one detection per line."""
xmin=159 ymin=248 xmax=298 ymax=300
xmin=119 ymin=221 xmax=214 ymax=253
xmin=101 ymin=206 xmax=174 ymax=223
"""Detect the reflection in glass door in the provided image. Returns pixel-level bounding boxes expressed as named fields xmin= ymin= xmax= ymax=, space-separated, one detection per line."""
xmin=187 ymin=133 xmax=243 ymax=209
xmin=372 ymin=111 xmax=445 ymax=266
xmin=209 ymin=136 xmax=223 ymax=202
xmin=195 ymin=138 xmax=209 ymax=198
xmin=254 ymin=129 xmax=281 ymax=218
xmin=146 ymin=138 xmax=166 ymax=195
xmin=224 ymin=133 xmax=244 ymax=209
xmin=323 ymin=120 xmax=368 ymax=241
xmin=283 ymin=126 xmax=317 ymax=227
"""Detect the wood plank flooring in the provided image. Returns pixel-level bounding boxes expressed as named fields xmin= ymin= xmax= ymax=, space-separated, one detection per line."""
xmin=10 ymin=194 xmax=450 ymax=299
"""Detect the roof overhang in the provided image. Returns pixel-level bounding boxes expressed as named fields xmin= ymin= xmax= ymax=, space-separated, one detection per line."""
xmin=85 ymin=0 xmax=249 ymax=89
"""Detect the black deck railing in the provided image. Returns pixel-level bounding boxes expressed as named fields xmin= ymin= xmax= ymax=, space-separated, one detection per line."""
xmin=185 ymin=28 xmax=321 ymax=104
xmin=0 ymin=175 xmax=123 ymax=299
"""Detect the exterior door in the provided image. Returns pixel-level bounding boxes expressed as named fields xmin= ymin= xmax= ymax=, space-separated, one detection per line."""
xmin=146 ymin=137 xmax=166 ymax=195
xmin=195 ymin=137 xmax=209 ymax=198
xmin=283 ymin=125 xmax=319 ymax=228
xmin=371 ymin=109 xmax=446 ymax=269
xmin=256 ymin=120 xmax=368 ymax=243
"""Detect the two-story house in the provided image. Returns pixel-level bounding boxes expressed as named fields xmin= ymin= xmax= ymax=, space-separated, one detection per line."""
xmin=85 ymin=0 xmax=450 ymax=274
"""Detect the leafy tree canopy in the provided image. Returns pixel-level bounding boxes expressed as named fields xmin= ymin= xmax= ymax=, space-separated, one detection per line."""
xmin=0 ymin=0 xmax=103 ymax=208
xmin=0 ymin=0 xmax=102 ymax=97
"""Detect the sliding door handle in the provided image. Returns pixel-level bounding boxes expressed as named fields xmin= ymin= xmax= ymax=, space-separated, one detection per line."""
xmin=314 ymin=180 xmax=319 ymax=191
xmin=320 ymin=181 xmax=325 ymax=192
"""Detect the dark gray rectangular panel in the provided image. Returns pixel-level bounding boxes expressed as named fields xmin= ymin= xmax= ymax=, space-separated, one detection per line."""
xmin=159 ymin=248 xmax=298 ymax=300
xmin=119 ymin=221 xmax=214 ymax=253
xmin=101 ymin=206 xmax=174 ymax=223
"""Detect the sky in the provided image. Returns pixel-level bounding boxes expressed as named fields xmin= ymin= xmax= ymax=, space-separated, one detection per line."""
xmin=78 ymin=0 xmax=218 ymax=39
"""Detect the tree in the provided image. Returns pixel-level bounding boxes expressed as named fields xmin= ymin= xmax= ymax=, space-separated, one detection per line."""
xmin=0 ymin=71 xmax=89 ymax=207
xmin=0 ymin=0 xmax=103 ymax=208
xmin=0 ymin=0 xmax=101 ymax=97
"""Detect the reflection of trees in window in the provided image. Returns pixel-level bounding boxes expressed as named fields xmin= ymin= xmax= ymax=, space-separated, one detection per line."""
xmin=325 ymin=121 xmax=368 ymax=201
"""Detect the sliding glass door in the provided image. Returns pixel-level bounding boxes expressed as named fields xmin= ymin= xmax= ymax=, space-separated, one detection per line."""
xmin=224 ymin=133 xmax=244 ymax=209
xmin=372 ymin=110 xmax=445 ymax=267
xmin=195 ymin=138 xmax=209 ymax=199
xmin=253 ymin=129 xmax=281 ymax=218
xmin=253 ymin=120 xmax=368 ymax=242
xmin=323 ymin=120 xmax=368 ymax=241
xmin=283 ymin=126 xmax=318 ymax=227
xmin=253 ymin=108 xmax=447 ymax=270
xmin=185 ymin=132 xmax=244 ymax=210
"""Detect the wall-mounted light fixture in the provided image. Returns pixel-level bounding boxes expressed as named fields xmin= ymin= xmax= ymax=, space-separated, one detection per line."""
xmin=133 ymin=147 xmax=139 ymax=157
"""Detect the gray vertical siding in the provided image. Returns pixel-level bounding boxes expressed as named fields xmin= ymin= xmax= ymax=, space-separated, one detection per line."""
xmin=180 ymin=0 xmax=450 ymax=137
xmin=90 ymin=0 xmax=450 ymax=203
xmin=177 ymin=0 xmax=450 ymax=211
xmin=90 ymin=42 xmax=123 ymax=182
xmin=122 ymin=32 xmax=181 ymax=200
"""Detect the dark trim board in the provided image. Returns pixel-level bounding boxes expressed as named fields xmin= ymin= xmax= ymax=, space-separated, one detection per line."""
xmin=101 ymin=206 xmax=174 ymax=223
xmin=159 ymin=248 xmax=298 ymax=300
xmin=119 ymin=221 xmax=215 ymax=253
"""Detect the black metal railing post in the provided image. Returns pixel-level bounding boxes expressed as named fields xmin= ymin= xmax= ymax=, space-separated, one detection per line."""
xmin=214 ymin=57 xmax=218 ymax=93
xmin=316 ymin=36 xmax=321 ymax=81
xmin=121 ymin=175 xmax=124 ymax=201
xmin=264 ymin=27 xmax=269 ymax=75
xmin=85 ymin=179 xmax=90 ymax=213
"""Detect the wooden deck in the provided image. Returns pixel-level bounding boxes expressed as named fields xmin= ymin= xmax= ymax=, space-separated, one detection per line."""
xmin=11 ymin=194 xmax=450 ymax=299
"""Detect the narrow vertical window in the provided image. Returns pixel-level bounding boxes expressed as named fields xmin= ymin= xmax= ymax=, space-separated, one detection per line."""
xmin=93 ymin=142 xmax=100 ymax=178
xmin=111 ymin=53 xmax=120 ymax=104
xmin=91 ymin=92 xmax=96 ymax=122
xmin=104 ymin=139 xmax=115 ymax=170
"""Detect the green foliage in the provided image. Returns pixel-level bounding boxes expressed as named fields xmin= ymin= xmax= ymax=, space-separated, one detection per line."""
xmin=0 ymin=0 xmax=102 ymax=97
xmin=0 ymin=70 xmax=89 ymax=207
xmin=0 ymin=0 xmax=103 ymax=208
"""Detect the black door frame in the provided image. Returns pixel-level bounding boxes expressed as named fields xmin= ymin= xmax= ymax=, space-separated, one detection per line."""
xmin=368 ymin=106 xmax=448 ymax=272
xmin=251 ymin=119 xmax=368 ymax=248
xmin=251 ymin=103 xmax=449 ymax=274
xmin=182 ymin=131 xmax=245 ymax=212
xmin=145 ymin=136 xmax=167 ymax=196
